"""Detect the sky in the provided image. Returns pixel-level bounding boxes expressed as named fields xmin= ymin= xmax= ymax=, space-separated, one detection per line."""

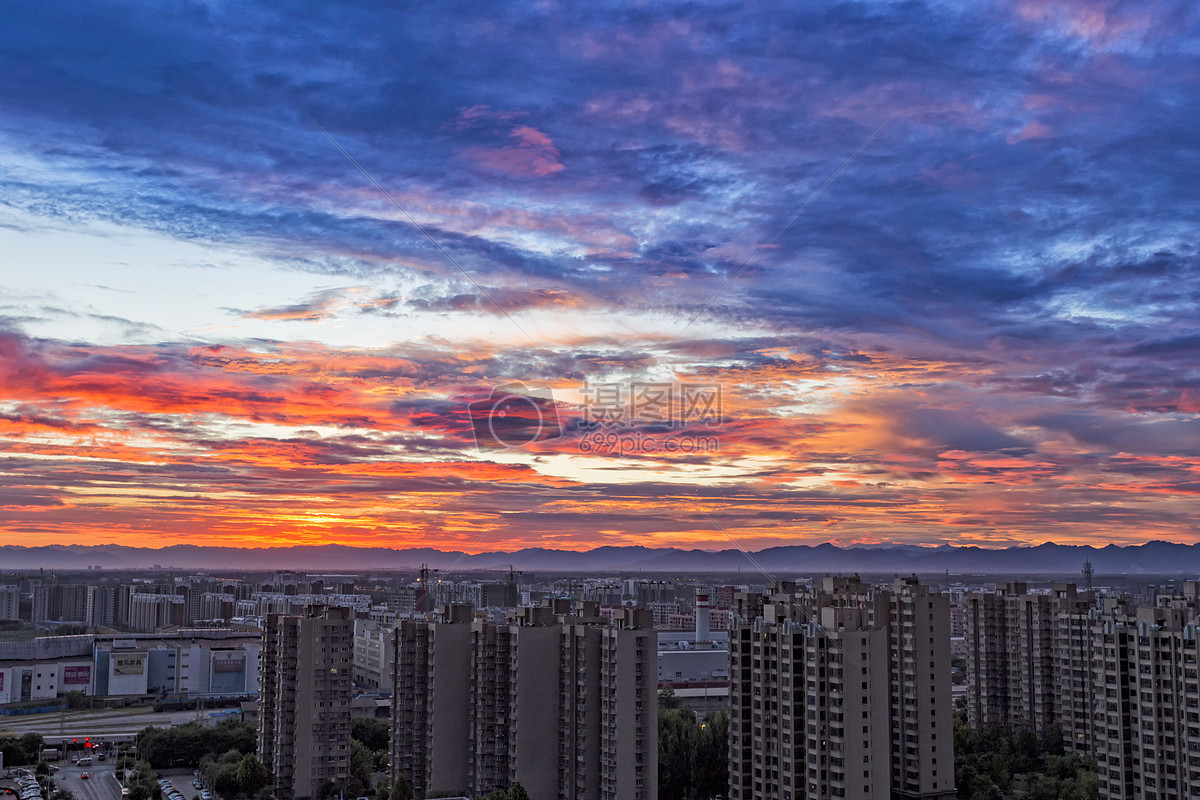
xmin=1 ymin=0 xmax=1199 ymax=553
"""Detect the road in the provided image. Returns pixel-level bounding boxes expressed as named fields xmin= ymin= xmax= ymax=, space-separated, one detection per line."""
xmin=54 ymin=763 xmax=120 ymax=800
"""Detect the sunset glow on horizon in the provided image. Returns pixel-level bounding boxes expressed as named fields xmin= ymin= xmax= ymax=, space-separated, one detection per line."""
xmin=1 ymin=1 xmax=1198 ymax=553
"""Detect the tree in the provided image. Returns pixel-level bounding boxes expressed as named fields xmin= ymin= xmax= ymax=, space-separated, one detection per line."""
xmin=205 ymin=749 xmax=246 ymax=798
xmin=695 ymin=710 xmax=729 ymax=798
xmin=138 ymin=720 xmax=257 ymax=769
xmin=391 ymin=776 xmax=416 ymax=800
xmin=954 ymin=711 xmax=1098 ymax=800
xmin=352 ymin=717 xmax=390 ymax=753
xmin=346 ymin=740 xmax=376 ymax=799
xmin=0 ymin=733 xmax=45 ymax=767
xmin=235 ymin=754 xmax=270 ymax=796
xmin=125 ymin=760 xmax=162 ymax=800
xmin=658 ymin=707 xmax=699 ymax=800
xmin=507 ymin=784 xmax=530 ymax=800
xmin=658 ymin=687 xmax=684 ymax=712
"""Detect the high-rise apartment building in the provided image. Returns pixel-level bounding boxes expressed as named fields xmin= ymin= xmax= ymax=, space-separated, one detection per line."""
xmin=964 ymin=582 xmax=1091 ymax=736
xmin=259 ymin=605 xmax=353 ymax=800
xmin=128 ymin=592 xmax=186 ymax=632
xmin=86 ymin=585 xmax=121 ymax=628
xmin=889 ymin=576 xmax=955 ymax=800
xmin=390 ymin=601 xmax=656 ymax=800
xmin=728 ymin=576 xmax=955 ymax=800
xmin=32 ymin=584 xmax=89 ymax=624
xmin=351 ymin=618 xmax=395 ymax=690
xmin=964 ymin=581 xmax=1200 ymax=800
xmin=0 ymin=585 xmax=19 ymax=621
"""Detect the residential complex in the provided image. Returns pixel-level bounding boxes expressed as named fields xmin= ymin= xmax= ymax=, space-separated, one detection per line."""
xmin=965 ymin=580 xmax=1200 ymax=800
xmin=390 ymin=600 xmax=657 ymax=800
xmin=32 ymin=584 xmax=89 ymax=624
xmin=0 ymin=584 xmax=21 ymax=621
xmin=259 ymin=605 xmax=354 ymax=800
xmin=728 ymin=576 xmax=955 ymax=800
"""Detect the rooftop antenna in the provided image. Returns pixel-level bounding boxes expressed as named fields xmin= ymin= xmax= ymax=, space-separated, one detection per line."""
xmin=1082 ymin=559 xmax=1095 ymax=592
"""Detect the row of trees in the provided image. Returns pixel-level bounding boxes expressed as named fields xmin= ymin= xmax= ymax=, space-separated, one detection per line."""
xmin=954 ymin=712 xmax=1098 ymax=800
xmin=0 ymin=732 xmax=45 ymax=766
xmin=658 ymin=689 xmax=729 ymax=800
xmin=136 ymin=718 xmax=258 ymax=768
xmin=124 ymin=759 xmax=165 ymax=800
xmin=200 ymin=750 xmax=271 ymax=800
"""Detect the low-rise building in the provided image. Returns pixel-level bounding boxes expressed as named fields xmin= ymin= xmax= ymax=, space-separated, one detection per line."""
xmin=0 ymin=629 xmax=262 ymax=703
xmin=0 ymin=636 xmax=95 ymax=702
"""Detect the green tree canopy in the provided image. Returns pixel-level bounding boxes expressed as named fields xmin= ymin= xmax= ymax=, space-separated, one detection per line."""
xmin=235 ymin=754 xmax=270 ymax=796
xmin=391 ymin=777 xmax=415 ymax=800
xmin=137 ymin=719 xmax=256 ymax=769
xmin=955 ymin=714 xmax=1096 ymax=800
xmin=352 ymin=717 xmax=390 ymax=753
xmin=657 ymin=705 xmax=728 ymax=800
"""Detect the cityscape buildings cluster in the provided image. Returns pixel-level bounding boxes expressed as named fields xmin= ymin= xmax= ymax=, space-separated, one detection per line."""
xmin=389 ymin=601 xmax=656 ymax=800
xmin=11 ymin=566 xmax=1200 ymax=800
xmin=729 ymin=577 xmax=955 ymax=800
xmin=965 ymin=580 xmax=1200 ymax=800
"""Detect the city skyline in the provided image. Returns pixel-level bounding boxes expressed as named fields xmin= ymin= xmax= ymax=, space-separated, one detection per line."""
xmin=2 ymin=1 xmax=1199 ymax=552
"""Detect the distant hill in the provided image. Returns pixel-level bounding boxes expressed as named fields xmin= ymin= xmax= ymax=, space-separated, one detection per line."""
xmin=2 ymin=540 xmax=1200 ymax=574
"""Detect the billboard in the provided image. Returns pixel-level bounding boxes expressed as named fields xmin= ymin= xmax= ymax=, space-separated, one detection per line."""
xmin=62 ymin=666 xmax=91 ymax=685
xmin=213 ymin=656 xmax=245 ymax=674
xmin=113 ymin=654 xmax=146 ymax=675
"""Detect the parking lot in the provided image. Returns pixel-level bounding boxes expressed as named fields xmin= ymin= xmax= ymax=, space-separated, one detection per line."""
xmin=157 ymin=772 xmax=212 ymax=800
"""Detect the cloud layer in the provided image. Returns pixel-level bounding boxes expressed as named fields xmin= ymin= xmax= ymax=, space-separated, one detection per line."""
xmin=0 ymin=0 xmax=1197 ymax=551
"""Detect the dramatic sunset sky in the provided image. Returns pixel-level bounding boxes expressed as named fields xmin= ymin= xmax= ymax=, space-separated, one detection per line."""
xmin=1 ymin=0 xmax=1198 ymax=552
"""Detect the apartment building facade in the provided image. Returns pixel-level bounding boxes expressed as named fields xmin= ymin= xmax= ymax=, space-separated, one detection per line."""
xmin=0 ymin=585 xmax=20 ymax=621
xmin=965 ymin=581 xmax=1200 ymax=800
xmin=351 ymin=618 xmax=394 ymax=690
xmin=32 ymin=584 xmax=90 ymax=624
xmin=390 ymin=601 xmax=656 ymax=800
xmin=729 ymin=577 xmax=955 ymax=800
xmin=964 ymin=582 xmax=1093 ymax=736
xmin=259 ymin=605 xmax=353 ymax=800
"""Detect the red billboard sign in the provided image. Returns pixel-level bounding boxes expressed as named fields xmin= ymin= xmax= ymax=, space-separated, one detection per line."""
xmin=213 ymin=657 xmax=244 ymax=673
xmin=63 ymin=665 xmax=91 ymax=685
